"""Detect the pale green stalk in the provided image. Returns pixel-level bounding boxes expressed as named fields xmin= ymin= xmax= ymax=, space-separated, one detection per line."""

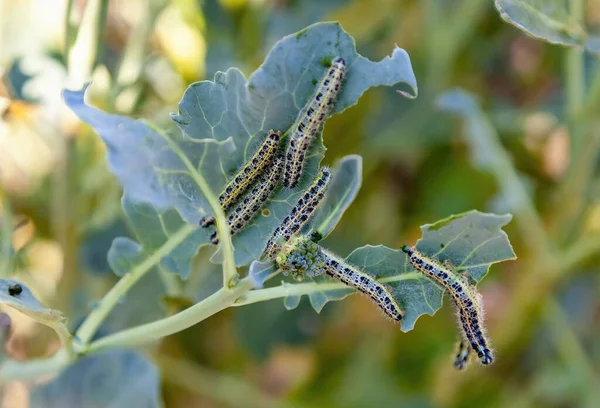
xmin=75 ymin=224 xmax=196 ymax=345
xmin=87 ymin=278 xmax=254 ymax=353
xmin=0 ymin=196 xmax=13 ymax=278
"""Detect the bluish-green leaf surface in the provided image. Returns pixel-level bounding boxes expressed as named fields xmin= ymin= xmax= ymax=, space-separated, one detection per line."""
xmin=284 ymin=210 xmax=516 ymax=332
xmin=30 ymin=349 xmax=162 ymax=408
xmin=0 ymin=279 xmax=64 ymax=325
xmin=64 ymin=22 xmax=417 ymax=268
xmin=108 ymin=194 xmax=208 ymax=278
xmin=308 ymin=154 xmax=362 ymax=239
xmin=494 ymin=0 xmax=587 ymax=48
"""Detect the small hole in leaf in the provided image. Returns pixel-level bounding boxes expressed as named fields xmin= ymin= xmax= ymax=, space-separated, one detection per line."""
xmin=8 ymin=284 xmax=22 ymax=296
xmin=262 ymin=209 xmax=270 ymax=217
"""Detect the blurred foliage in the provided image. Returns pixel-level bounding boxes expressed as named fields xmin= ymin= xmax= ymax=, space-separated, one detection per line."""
xmin=1 ymin=0 xmax=600 ymax=408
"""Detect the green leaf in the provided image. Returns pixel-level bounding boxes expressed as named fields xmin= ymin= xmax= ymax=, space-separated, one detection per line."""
xmin=308 ymin=154 xmax=362 ymax=239
xmin=248 ymin=260 xmax=278 ymax=288
xmin=30 ymin=349 xmax=162 ymax=408
xmin=285 ymin=210 xmax=516 ymax=332
xmin=494 ymin=0 xmax=586 ymax=47
xmin=0 ymin=279 xmax=64 ymax=326
xmin=116 ymin=194 xmax=209 ymax=278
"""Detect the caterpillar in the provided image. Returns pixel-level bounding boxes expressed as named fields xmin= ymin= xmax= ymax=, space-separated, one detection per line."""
xmin=210 ymin=156 xmax=284 ymax=245
xmin=276 ymin=236 xmax=404 ymax=322
xmin=263 ymin=167 xmax=331 ymax=259
xmin=321 ymin=249 xmax=404 ymax=322
xmin=283 ymin=57 xmax=346 ymax=189
xmin=401 ymin=245 xmax=493 ymax=367
xmin=199 ymin=130 xmax=282 ymax=228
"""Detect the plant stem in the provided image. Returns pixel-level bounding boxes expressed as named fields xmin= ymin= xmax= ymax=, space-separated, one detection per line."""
xmin=63 ymin=0 xmax=75 ymax=57
xmin=159 ymin=355 xmax=296 ymax=408
xmin=75 ymin=224 xmax=196 ymax=345
xmin=155 ymin=129 xmax=238 ymax=288
xmin=545 ymin=299 xmax=600 ymax=408
xmin=559 ymin=231 xmax=600 ymax=273
xmin=86 ymin=277 xmax=254 ymax=353
xmin=0 ymin=349 xmax=71 ymax=382
xmin=66 ymin=0 xmax=108 ymax=87
xmin=234 ymin=272 xmax=421 ymax=306
xmin=0 ymin=196 xmax=13 ymax=278
xmin=554 ymin=0 xmax=591 ymax=240
xmin=109 ymin=0 xmax=167 ymax=112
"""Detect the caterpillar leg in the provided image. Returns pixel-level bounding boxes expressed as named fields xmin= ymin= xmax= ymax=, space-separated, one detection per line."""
xmin=453 ymin=338 xmax=471 ymax=370
xmin=199 ymin=215 xmax=216 ymax=228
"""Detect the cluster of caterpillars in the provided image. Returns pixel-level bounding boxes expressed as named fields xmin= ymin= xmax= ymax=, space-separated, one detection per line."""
xmin=200 ymin=57 xmax=346 ymax=245
xmin=198 ymin=55 xmax=493 ymax=371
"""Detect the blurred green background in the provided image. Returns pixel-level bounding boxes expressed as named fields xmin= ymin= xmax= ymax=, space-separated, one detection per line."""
xmin=1 ymin=0 xmax=600 ymax=407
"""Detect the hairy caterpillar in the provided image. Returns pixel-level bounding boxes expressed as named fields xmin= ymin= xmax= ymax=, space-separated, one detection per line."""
xmin=401 ymin=245 xmax=493 ymax=367
xmin=263 ymin=167 xmax=331 ymax=259
xmin=283 ymin=57 xmax=346 ymax=188
xmin=199 ymin=130 xmax=281 ymax=228
xmin=276 ymin=236 xmax=404 ymax=322
xmin=210 ymin=156 xmax=284 ymax=245
xmin=322 ymin=250 xmax=404 ymax=322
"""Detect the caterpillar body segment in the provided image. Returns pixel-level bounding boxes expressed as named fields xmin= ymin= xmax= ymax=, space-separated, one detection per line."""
xmin=283 ymin=58 xmax=346 ymax=188
xmin=321 ymin=249 xmax=404 ymax=322
xmin=210 ymin=156 xmax=284 ymax=245
xmin=401 ymin=245 xmax=493 ymax=367
xmin=263 ymin=167 xmax=331 ymax=258
xmin=218 ymin=130 xmax=281 ymax=211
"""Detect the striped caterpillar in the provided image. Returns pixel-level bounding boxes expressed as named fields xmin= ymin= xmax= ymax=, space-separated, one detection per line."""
xmin=401 ymin=245 xmax=493 ymax=368
xmin=321 ymin=250 xmax=404 ymax=322
xmin=263 ymin=167 xmax=331 ymax=259
xmin=283 ymin=57 xmax=346 ymax=189
xmin=210 ymin=156 xmax=284 ymax=245
xmin=200 ymin=130 xmax=281 ymax=228
xmin=276 ymin=236 xmax=404 ymax=322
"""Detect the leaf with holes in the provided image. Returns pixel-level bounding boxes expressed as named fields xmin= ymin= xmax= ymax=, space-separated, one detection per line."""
xmin=65 ymin=22 xmax=417 ymax=268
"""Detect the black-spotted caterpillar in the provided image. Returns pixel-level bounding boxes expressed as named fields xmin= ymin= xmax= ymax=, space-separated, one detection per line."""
xmin=200 ymin=130 xmax=282 ymax=228
xmin=276 ymin=236 xmax=404 ymax=322
xmin=210 ymin=156 xmax=284 ymax=245
xmin=283 ymin=57 xmax=346 ymax=188
xmin=263 ymin=167 xmax=331 ymax=258
xmin=401 ymin=245 xmax=493 ymax=368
